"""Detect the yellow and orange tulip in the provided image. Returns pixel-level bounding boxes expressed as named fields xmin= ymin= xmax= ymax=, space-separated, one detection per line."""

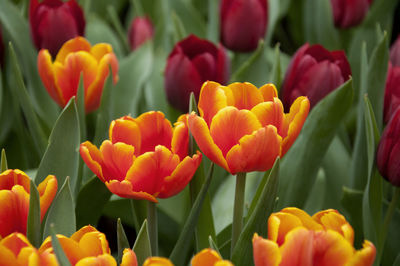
xmin=252 ymin=208 xmax=376 ymax=266
xmin=0 ymin=169 xmax=57 ymax=238
xmin=143 ymin=257 xmax=174 ymax=266
xmin=187 ymin=81 xmax=309 ymax=174
xmin=80 ymin=111 xmax=202 ymax=202
xmin=38 ymin=36 xmax=118 ymax=113
xmin=191 ymin=248 xmax=233 ymax=266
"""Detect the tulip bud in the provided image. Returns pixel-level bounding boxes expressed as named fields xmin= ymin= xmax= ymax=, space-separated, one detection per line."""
xmin=281 ymin=43 xmax=351 ymax=110
xmin=220 ymin=0 xmax=268 ymax=52
xmin=330 ymin=0 xmax=373 ymax=28
xmin=390 ymin=35 xmax=400 ymax=67
xmin=128 ymin=16 xmax=154 ymax=51
xmin=29 ymin=0 xmax=85 ymax=57
xmin=377 ymin=107 xmax=400 ymax=187
xmin=383 ymin=63 xmax=400 ymax=123
xmin=164 ymin=35 xmax=229 ymax=112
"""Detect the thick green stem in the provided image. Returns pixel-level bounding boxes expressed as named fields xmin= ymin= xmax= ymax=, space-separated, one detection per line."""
xmin=231 ymin=172 xmax=247 ymax=255
xmin=147 ymin=201 xmax=158 ymax=256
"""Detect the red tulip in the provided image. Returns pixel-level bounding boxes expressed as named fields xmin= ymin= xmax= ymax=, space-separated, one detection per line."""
xmin=383 ymin=63 xmax=400 ymax=123
xmin=220 ymin=0 xmax=268 ymax=52
xmin=281 ymin=43 xmax=351 ymax=110
xmin=29 ymin=0 xmax=85 ymax=57
xmin=165 ymin=35 xmax=229 ymax=112
xmin=377 ymin=107 xmax=400 ymax=187
xmin=128 ymin=16 xmax=154 ymax=51
xmin=330 ymin=0 xmax=373 ymax=28
xmin=390 ymin=35 xmax=400 ymax=66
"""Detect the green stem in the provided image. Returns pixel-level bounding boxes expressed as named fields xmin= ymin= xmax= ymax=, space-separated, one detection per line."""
xmin=129 ymin=199 xmax=140 ymax=232
xmin=231 ymin=172 xmax=247 ymax=255
xmin=147 ymin=201 xmax=158 ymax=256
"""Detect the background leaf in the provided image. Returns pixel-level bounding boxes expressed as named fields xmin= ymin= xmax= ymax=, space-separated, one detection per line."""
xmin=133 ymin=220 xmax=152 ymax=266
xmin=26 ymin=179 xmax=41 ymax=248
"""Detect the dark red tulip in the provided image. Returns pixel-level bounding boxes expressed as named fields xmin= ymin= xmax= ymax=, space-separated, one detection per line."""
xmin=281 ymin=43 xmax=351 ymax=110
xmin=390 ymin=35 xmax=400 ymax=67
xmin=220 ymin=0 xmax=268 ymax=52
xmin=29 ymin=0 xmax=85 ymax=57
xmin=165 ymin=35 xmax=229 ymax=112
xmin=377 ymin=107 xmax=400 ymax=187
xmin=384 ymin=63 xmax=400 ymax=123
xmin=128 ymin=16 xmax=154 ymax=51
xmin=330 ymin=0 xmax=373 ymax=28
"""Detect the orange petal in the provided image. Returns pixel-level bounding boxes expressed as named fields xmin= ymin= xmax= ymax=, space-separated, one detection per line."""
xmin=210 ymin=107 xmax=261 ymax=157
xmin=0 ymin=169 xmax=30 ymax=192
xmin=281 ymin=96 xmax=310 ymax=156
xmin=259 ymin=84 xmax=278 ymax=102
xmin=346 ymin=240 xmax=376 ymax=266
xmin=225 ymin=82 xmax=264 ymax=110
xmin=37 ymin=175 xmax=58 ymax=220
xmin=187 ymin=113 xmax=229 ymax=172
xmin=226 ymin=126 xmax=281 ymax=174
xmin=0 ymin=243 xmax=18 ymax=265
xmin=75 ymin=254 xmax=117 ymax=266
xmin=252 ymin=233 xmax=281 ymax=266
xmin=191 ymin=248 xmax=222 ymax=266
xmin=143 ymin=257 xmax=174 ymax=266
xmin=198 ymin=81 xmax=230 ymax=126
xmin=251 ymin=99 xmax=285 ymax=135
xmin=1 ymin=233 xmax=32 ymax=256
xmin=279 ymin=228 xmax=313 ymax=266
xmin=135 ymin=112 xmax=173 ymax=154
xmin=80 ymin=141 xmax=106 ymax=182
xmin=281 ymin=208 xmax=324 ymax=231
xmin=109 ymin=116 xmax=141 ymax=153
xmin=90 ymin=43 xmax=113 ymax=63
xmin=121 ymin=248 xmax=138 ymax=266
xmin=71 ymin=226 xmax=99 ymax=242
xmin=105 ymin=180 xmax=157 ymax=202
xmin=37 ymin=49 xmax=64 ymax=107
xmin=78 ymin=231 xmax=110 ymax=257
xmin=0 ymin=187 xmax=29 ymax=237
xmin=268 ymin=212 xmax=304 ymax=245
xmin=159 ymin=151 xmax=202 ymax=198
xmin=55 ymin=37 xmax=91 ymax=64
xmin=171 ymin=114 xmax=189 ymax=161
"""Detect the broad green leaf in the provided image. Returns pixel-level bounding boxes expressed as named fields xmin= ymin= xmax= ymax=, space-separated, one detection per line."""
xmin=304 ymin=168 xmax=326 ymax=214
xmin=27 ymin=180 xmax=41 ymax=248
xmin=265 ymin=0 xmax=280 ymax=45
xmin=341 ymin=187 xmax=364 ymax=247
xmin=171 ymin=11 xmax=187 ymax=43
xmin=394 ymin=254 xmax=400 ymax=266
xmin=75 ymin=177 xmax=112 ymax=228
xmin=208 ymin=236 xmax=221 ymax=257
xmin=43 ymin=178 xmax=76 ymax=239
xmin=381 ymin=191 xmax=400 ymax=265
xmin=216 ymin=224 xmax=232 ymax=259
xmin=207 ymin=0 xmax=219 ymax=43
xmin=269 ymin=43 xmax=282 ymax=90
xmin=35 ymin=99 xmax=80 ymax=196
xmin=278 ymin=79 xmax=354 ymax=208
xmin=231 ymin=159 xmax=279 ymax=265
xmin=107 ymin=5 xmax=130 ymax=54
xmin=50 ymin=224 xmax=71 ymax=266
xmin=169 ymin=163 xmax=214 ymax=265
xmin=117 ymin=218 xmax=131 ymax=264
xmin=169 ymin=0 xmax=206 ymax=39
xmin=1 ymin=149 xmax=8 ymax=173
xmin=76 ymin=76 xmax=86 ymax=142
xmin=133 ymin=220 xmax=152 ymax=266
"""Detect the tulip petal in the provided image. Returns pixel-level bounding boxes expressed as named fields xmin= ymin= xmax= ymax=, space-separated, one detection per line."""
xmin=80 ymin=141 xmax=106 ymax=182
xmin=279 ymin=228 xmax=313 ymax=266
xmin=191 ymin=248 xmax=222 ymax=266
xmin=251 ymin=99 xmax=284 ymax=135
xmin=55 ymin=37 xmax=91 ymax=63
xmin=90 ymin=43 xmax=113 ymax=63
xmin=75 ymin=254 xmax=117 ymax=266
xmin=109 ymin=116 xmax=142 ymax=154
xmin=226 ymin=126 xmax=281 ymax=174
xmin=0 ymin=169 xmax=30 ymax=191
xmin=37 ymin=175 xmax=58 ymax=220
xmin=281 ymin=207 xmax=324 ymax=231
xmin=188 ymin=113 xmax=229 ymax=171
xmin=346 ymin=241 xmax=376 ymax=266
xmin=268 ymin=212 xmax=304 ymax=245
xmin=0 ymin=187 xmax=29 ymax=237
xmin=1 ymin=233 xmax=32 ymax=256
xmin=252 ymin=233 xmax=281 ymax=266
xmin=78 ymin=232 xmax=110 ymax=257
xmin=171 ymin=115 xmax=189 ymax=160
xmin=159 ymin=152 xmax=202 ymax=198
xmin=259 ymin=83 xmax=278 ymax=102
xmin=105 ymin=180 xmax=157 ymax=202
xmin=121 ymin=248 xmax=138 ymax=266
xmin=312 ymin=230 xmax=354 ymax=265
xmin=143 ymin=257 xmax=174 ymax=266
xmin=71 ymin=226 xmax=99 ymax=242
xmin=226 ymin=82 xmax=264 ymax=110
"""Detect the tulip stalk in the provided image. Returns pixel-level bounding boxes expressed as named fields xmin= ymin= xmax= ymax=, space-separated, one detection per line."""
xmin=147 ymin=201 xmax=158 ymax=256
xmin=231 ymin=172 xmax=246 ymax=255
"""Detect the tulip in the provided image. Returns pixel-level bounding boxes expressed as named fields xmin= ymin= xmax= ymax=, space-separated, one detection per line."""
xmin=0 ymin=169 xmax=57 ymax=238
xmin=80 ymin=111 xmax=202 ymax=202
xmin=165 ymin=35 xmax=229 ymax=112
xmin=37 ymin=37 xmax=119 ymax=113
xmin=390 ymin=35 xmax=400 ymax=66
xmin=220 ymin=0 xmax=268 ymax=52
xmin=253 ymin=207 xmax=376 ymax=266
xmin=330 ymin=0 xmax=372 ymax=28
xmin=383 ymin=63 xmax=400 ymax=123
xmin=188 ymin=81 xmax=309 ymax=175
xmin=377 ymin=107 xmax=400 ymax=186
xmin=143 ymin=257 xmax=174 ymax=266
xmin=128 ymin=16 xmax=154 ymax=51
xmin=191 ymin=248 xmax=233 ymax=266
xmin=281 ymin=43 xmax=351 ymax=110
xmin=29 ymin=0 xmax=85 ymax=57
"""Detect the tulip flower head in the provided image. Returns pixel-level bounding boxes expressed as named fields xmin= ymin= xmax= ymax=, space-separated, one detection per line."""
xmin=0 ymin=169 xmax=57 ymax=238
xmin=80 ymin=111 xmax=202 ymax=202
xmin=37 ymin=37 xmax=119 ymax=113
xmin=191 ymin=248 xmax=233 ymax=266
xmin=188 ymin=81 xmax=309 ymax=175
xmin=143 ymin=257 xmax=174 ymax=266
xmin=29 ymin=0 xmax=85 ymax=57
xmin=220 ymin=0 xmax=268 ymax=52
xmin=281 ymin=43 xmax=351 ymax=110
xmin=330 ymin=0 xmax=373 ymax=28
xmin=384 ymin=35 xmax=400 ymax=123
xmin=390 ymin=35 xmax=400 ymax=67
xmin=128 ymin=16 xmax=154 ymax=51
xmin=253 ymin=207 xmax=376 ymax=266
xmin=165 ymin=35 xmax=229 ymax=112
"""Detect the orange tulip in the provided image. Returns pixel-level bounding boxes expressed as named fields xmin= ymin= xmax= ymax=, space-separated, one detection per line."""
xmin=37 ymin=36 xmax=119 ymax=113
xmin=80 ymin=111 xmax=202 ymax=202
xmin=143 ymin=257 xmax=174 ymax=266
xmin=252 ymin=208 xmax=376 ymax=266
xmin=0 ymin=169 xmax=57 ymax=238
xmin=187 ymin=81 xmax=309 ymax=174
xmin=191 ymin=248 xmax=234 ymax=266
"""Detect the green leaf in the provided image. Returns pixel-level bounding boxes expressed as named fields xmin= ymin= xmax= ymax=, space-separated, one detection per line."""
xmin=341 ymin=187 xmax=364 ymax=247
xmin=169 ymin=163 xmax=214 ymax=265
xmin=231 ymin=159 xmax=279 ymax=265
xmin=265 ymin=0 xmax=280 ymax=45
xmin=107 ymin=5 xmax=130 ymax=54
xmin=304 ymin=168 xmax=327 ymax=214
xmin=364 ymin=96 xmax=381 ymax=176
xmin=117 ymin=218 xmax=131 ymax=264
xmin=50 ymin=224 xmax=71 ymax=266
xmin=35 ymin=99 xmax=80 ymax=196
xmin=269 ymin=43 xmax=282 ymax=90
xmin=43 ymin=178 xmax=76 ymax=239
xmin=278 ymin=79 xmax=354 ymax=208
xmin=393 ymin=254 xmax=400 ymax=266
xmin=27 ymin=179 xmax=41 ymax=248
xmin=133 ymin=220 xmax=152 ymax=266
xmin=207 ymin=0 xmax=219 ymax=43
xmin=8 ymin=43 xmax=47 ymax=156
xmin=169 ymin=0 xmax=206 ymax=39
xmin=76 ymin=76 xmax=86 ymax=142
xmin=208 ymin=236 xmax=221 ymax=257
xmin=171 ymin=11 xmax=187 ymax=43
xmin=1 ymin=149 xmax=8 ymax=173
xmin=75 ymin=177 xmax=112 ymax=228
